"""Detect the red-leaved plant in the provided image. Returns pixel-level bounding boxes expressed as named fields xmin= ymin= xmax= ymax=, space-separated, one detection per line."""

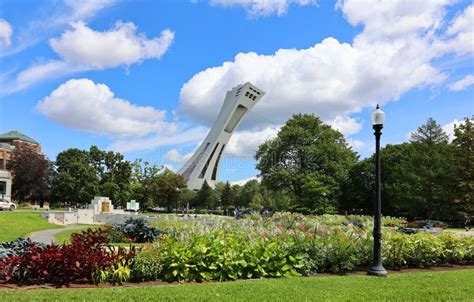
xmin=0 ymin=228 xmax=135 ymax=284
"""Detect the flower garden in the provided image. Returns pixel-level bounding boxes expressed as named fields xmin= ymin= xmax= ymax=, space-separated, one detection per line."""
xmin=0 ymin=213 xmax=473 ymax=286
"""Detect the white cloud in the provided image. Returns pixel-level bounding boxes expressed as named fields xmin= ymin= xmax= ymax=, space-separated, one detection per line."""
xmin=442 ymin=4 xmax=474 ymax=56
xmin=442 ymin=119 xmax=461 ymax=141
xmin=179 ymin=0 xmax=472 ymax=139
xmin=346 ymin=138 xmax=365 ymax=151
xmin=449 ymin=74 xmax=474 ymax=91
xmin=328 ymin=116 xmax=362 ymax=136
xmin=210 ymin=0 xmax=318 ymax=17
xmin=225 ymin=126 xmax=279 ymax=157
xmin=50 ymin=21 xmax=174 ymax=69
xmin=0 ymin=19 xmax=13 ymax=47
xmin=0 ymin=0 xmax=115 ymax=57
xmin=230 ymin=176 xmax=261 ymax=186
xmin=165 ymin=149 xmax=194 ymax=163
xmin=162 ymin=163 xmax=176 ymax=172
xmin=36 ymin=78 xmax=174 ymax=138
xmin=3 ymin=22 xmax=174 ymax=93
xmin=108 ymin=126 xmax=208 ymax=153
xmin=337 ymin=0 xmax=451 ymax=40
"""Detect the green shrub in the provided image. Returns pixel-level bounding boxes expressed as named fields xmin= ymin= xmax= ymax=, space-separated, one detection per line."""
xmin=144 ymin=231 xmax=303 ymax=282
xmin=93 ymin=263 xmax=131 ymax=285
xmin=113 ymin=218 xmax=161 ymax=243
xmin=382 ymin=231 xmax=474 ymax=269
xmin=382 ymin=216 xmax=407 ymax=227
xmin=131 ymin=247 xmax=162 ymax=282
xmin=439 ymin=233 xmax=472 ymax=263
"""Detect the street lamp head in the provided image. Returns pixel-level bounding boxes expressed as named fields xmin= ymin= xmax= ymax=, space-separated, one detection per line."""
xmin=371 ymin=104 xmax=385 ymax=127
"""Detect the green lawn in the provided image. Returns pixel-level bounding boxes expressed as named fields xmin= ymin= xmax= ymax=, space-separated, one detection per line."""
xmin=52 ymin=225 xmax=101 ymax=244
xmin=0 ymin=212 xmax=62 ymax=242
xmin=0 ymin=270 xmax=472 ymax=301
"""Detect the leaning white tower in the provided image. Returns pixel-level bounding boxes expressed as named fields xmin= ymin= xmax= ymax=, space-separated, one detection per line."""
xmin=178 ymin=82 xmax=265 ymax=190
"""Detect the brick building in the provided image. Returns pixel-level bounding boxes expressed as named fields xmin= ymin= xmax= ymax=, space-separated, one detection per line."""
xmin=0 ymin=131 xmax=41 ymax=201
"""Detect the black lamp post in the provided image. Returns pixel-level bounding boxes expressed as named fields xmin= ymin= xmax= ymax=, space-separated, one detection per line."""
xmin=368 ymin=104 xmax=388 ymax=277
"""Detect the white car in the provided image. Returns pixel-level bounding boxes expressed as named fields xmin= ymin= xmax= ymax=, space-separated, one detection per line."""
xmin=0 ymin=198 xmax=16 ymax=211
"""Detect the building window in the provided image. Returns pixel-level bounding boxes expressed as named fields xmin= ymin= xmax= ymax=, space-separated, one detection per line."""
xmin=5 ymin=160 xmax=11 ymax=171
xmin=0 ymin=181 xmax=6 ymax=196
xmin=224 ymin=105 xmax=248 ymax=133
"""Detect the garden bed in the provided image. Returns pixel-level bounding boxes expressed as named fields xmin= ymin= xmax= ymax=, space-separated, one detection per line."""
xmin=1 ymin=214 xmax=473 ymax=287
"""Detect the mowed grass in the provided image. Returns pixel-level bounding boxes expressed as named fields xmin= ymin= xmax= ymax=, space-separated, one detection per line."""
xmin=53 ymin=225 xmax=101 ymax=244
xmin=0 ymin=212 xmax=62 ymax=242
xmin=1 ymin=269 xmax=473 ymax=301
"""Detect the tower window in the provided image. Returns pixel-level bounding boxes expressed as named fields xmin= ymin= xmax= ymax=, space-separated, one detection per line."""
xmin=224 ymin=105 xmax=248 ymax=133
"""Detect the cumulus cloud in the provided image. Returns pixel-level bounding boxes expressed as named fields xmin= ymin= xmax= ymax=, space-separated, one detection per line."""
xmin=210 ymin=0 xmax=318 ymax=17
xmin=0 ymin=19 xmax=13 ymax=47
xmin=1 ymin=0 xmax=115 ymax=57
xmin=36 ymin=78 xmax=174 ymax=138
xmin=108 ymin=126 xmax=209 ymax=153
xmin=225 ymin=127 xmax=279 ymax=157
xmin=442 ymin=119 xmax=461 ymax=141
xmin=337 ymin=0 xmax=450 ymax=40
xmin=165 ymin=148 xmax=194 ymax=163
xmin=3 ymin=21 xmax=174 ymax=93
xmin=328 ymin=116 xmax=362 ymax=136
xmin=230 ymin=176 xmax=261 ymax=186
xmin=449 ymin=74 xmax=474 ymax=91
xmin=177 ymin=0 xmax=474 ymax=161
xmin=440 ymin=4 xmax=474 ymax=56
xmin=50 ymin=21 xmax=174 ymax=69
xmin=179 ymin=0 xmax=471 ymax=136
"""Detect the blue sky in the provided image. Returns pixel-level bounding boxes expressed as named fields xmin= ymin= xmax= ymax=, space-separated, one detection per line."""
xmin=0 ymin=0 xmax=473 ymax=184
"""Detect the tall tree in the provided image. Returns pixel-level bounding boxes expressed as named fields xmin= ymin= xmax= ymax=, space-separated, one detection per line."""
xmin=220 ymin=181 xmax=234 ymax=215
xmin=237 ymin=180 xmax=261 ymax=209
xmin=88 ymin=146 xmax=132 ymax=207
xmin=53 ymin=148 xmax=99 ymax=205
xmin=194 ymin=180 xmax=215 ymax=210
xmin=153 ymin=168 xmax=187 ymax=211
xmin=409 ymin=118 xmax=456 ymax=219
xmin=256 ymin=114 xmax=357 ymax=213
xmin=131 ymin=160 xmax=162 ymax=208
xmin=410 ymin=117 xmax=449 ymax=144
xmin=11 ymin=147 xmax=54 ymax=203
xmin=452 ymin=116 xmax=474 ymax=221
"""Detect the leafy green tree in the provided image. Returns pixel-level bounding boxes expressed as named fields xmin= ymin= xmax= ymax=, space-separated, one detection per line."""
xmin=88 ymin=146 xmax=133 ymax=207
xmin=220 ymin=181 xmax=234 ymax=215
xmin=410 ymin=117 xmax=449 ymax=144
xmin=237 ymin=180 xmax=261 ymax=209
xmin=53 ymin=148 xmax=99 ymax=205
xmin=256 ymin=114 xmax=357 ymax=213
xmin=131 ymin=160 xmax=162 ymax=208
xmin=178 ymin=188 xmax=197 ymax=210
xmin=249 ymin=193 xmax=264 ymax=211
xmin=340 ymin=158 xmax=374 ymax=214
xmin=260 ymin=187 xmax=294 ymax=211
xmin=11 ymin=146 xmax=54 ymax=203
xmin=153 ymin=168 xmax=187 ymax=212
xmin=194 ymin=180 xmax=215 ymax=210
xmin=452 ymin=116 xmax=474 ymax=220
xmin=409 ymin=118 xmax=456 ymax=219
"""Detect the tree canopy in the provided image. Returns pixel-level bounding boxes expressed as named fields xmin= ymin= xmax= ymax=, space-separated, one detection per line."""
xmin=256 ymin=114 xmax=357 ymax=213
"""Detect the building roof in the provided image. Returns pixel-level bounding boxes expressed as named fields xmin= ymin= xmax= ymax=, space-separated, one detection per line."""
xmin=0 ymin=143 xmax=15 ymax=151
xmin=0 ymin=131 xmax=39 ymax=145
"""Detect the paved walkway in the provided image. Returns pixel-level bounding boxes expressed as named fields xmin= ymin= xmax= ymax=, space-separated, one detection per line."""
xmin=28 ymin=225 xmax=84 ymax=245
xmin=447 ymin=230 xmax=474 ymax=237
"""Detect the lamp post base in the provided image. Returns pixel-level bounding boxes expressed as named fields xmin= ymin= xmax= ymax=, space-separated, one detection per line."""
xmin=368 ymin=264 xmax=388 ymax=277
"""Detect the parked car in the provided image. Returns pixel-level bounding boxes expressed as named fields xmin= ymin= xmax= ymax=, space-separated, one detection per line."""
xmin=0 ymin=199 xmax=16 ymax=211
